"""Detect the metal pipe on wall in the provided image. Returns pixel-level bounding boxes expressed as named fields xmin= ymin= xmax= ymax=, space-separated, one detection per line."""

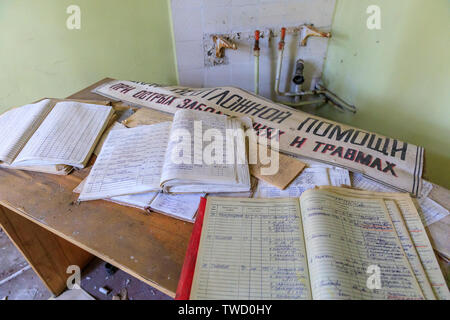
xmin=274 ymin=27 xmax=286 ymax=97
xmin=253 ymin=30 xmax=260 ymax=95
xmin=273 ymin=26 xmax=356 ymax=112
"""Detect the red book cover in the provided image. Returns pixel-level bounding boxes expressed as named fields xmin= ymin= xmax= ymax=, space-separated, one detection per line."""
xmin=175 ymin=197 xmax=207 ymax=300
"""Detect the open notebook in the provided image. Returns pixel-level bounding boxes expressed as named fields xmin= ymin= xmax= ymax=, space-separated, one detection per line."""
xmin=0 ymin=99 xmax=113 ymax=174
xmin=179 ymin=188 xmax=450 ymax=300
xmin=78 ymin=109 xmax=251 ymax=201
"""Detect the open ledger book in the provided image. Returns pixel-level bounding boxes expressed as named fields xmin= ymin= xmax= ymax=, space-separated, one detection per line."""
xmin=78 ymin=109 xmax=251 ymax=201
xmin=182 ymin=187 xmax=449 ymax=300
xmin=0 ymin=99 xmax=114 ymax=174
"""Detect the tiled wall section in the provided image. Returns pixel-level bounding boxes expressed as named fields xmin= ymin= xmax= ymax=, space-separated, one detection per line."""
xmin=171 ymin=0 xmax=336 ymax=100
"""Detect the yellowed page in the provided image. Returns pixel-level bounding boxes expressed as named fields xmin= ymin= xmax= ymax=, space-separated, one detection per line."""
xmin=300 ymin=188 xmax=424 ymax=300
xmin=122 ymin=107 xmax=173 ymax=127
xmin=318 ymin=187 xmax=436 ymax=299
xmin=250 ymin=151 xmax=306 ymax=190
xmin=383 ymin=200 xmax=436 ymax=299
xmin=319 ymin=186 xmax=450 ymax=300
xmin=190 ymin=197 xmax=311 ymax=300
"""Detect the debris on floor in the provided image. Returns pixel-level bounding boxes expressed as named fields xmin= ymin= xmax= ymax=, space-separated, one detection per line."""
xmin=0 ymin=228 xmax=51 ymax=300
xmin=112 ymin=288 xmax=128 ymax=300
xmin=1 ymin=228 xmax=172 ymax=300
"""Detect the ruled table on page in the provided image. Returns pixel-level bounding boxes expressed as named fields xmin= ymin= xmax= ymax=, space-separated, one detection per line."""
xmin=0 ymin=99 xmax=53 ymax=164
xmin=300 ymin=189 xmax=424 ymax=300
xmin=385 ymin=195 xmax=450 ymax=300
xmin=79 ymin=122 xmax=172 ymax=201
xmin=190 ymin=197 xmax=311 ymax=300
xmin=322 ymin=186 xmax=450 ymax=300
xmin=14 ymin=101 xmax=112 ymax=166
xmin=161 ymin=110 xmax=235 ymax=183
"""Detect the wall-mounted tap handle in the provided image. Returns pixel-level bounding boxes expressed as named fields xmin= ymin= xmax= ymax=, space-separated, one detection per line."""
xmin=280 ymin=27 xmax=286 ymax=41
xmin=278 ymin=27 xmax=286 ymax=50
xmin=300 ymin=25 xmax=331 ymax=46
xmin=212 ymin=35 xmax=237 ymax=58
xmin=253 ymin=30 xmax=260 ymax=53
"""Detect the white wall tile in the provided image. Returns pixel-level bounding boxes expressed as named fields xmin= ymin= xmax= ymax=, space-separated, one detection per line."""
xmin=172 ymin=7 xmax=204 ymax=41
xmin=231 ymin=5 xmax=259 ymax=30
xmin=178 ymin=68 xmax=205 ymax=87
xmin=231 ymin=0 xmax=259 ymax=6
xmin=258 ymin=3 xmax=287 ymax=27
xmin=175 ymin=41 xmax=204 ymax=69
xmin=231 ymin=62 xmax=254 ymax=93
xmin=203 ymin=6 xmax=232 ymax=34
xmin=204 ymin=65 xmax=232 ymax=87
xmin=171 ymin=0 xmax=203 ymax=9
xmin=203 ymin=0 xmax=232 ymax=7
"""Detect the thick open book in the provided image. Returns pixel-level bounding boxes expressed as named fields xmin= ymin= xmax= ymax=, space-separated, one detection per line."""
xmin=0 ymin=99 xmax=114 ymax=174
xmin=78 ymin=109 xmax=251 ymax=201
xmin=178 ymin=187 xmax=450 ymax=300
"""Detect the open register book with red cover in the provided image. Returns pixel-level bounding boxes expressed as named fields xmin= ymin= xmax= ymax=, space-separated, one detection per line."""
xmin=176 ymin=188 xmax=449 ymax=300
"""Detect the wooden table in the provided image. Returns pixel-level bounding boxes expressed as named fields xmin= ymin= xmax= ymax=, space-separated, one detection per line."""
xmin=0 ymin=78 xmax=448 ymax=298
xmin=0 ymin=79 xmax=193 ymax=297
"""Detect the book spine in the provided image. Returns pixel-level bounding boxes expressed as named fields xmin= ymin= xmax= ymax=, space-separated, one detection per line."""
xmin=175 ymin=197 xmax=207 ymax=300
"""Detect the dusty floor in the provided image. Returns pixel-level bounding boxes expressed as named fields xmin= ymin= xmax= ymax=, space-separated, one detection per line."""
xmin=0 ymin=228 xmax=171 ymax=300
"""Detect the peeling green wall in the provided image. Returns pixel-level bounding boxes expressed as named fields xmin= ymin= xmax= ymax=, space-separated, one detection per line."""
xmin=0 ymin=0 xmax=178 ymax=112
xmin=321 ymin=0 xmax=450 ymax=188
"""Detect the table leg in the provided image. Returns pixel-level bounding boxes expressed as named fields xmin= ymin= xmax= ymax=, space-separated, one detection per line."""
xmin=0 ymin=206 xmax=93 ymax=296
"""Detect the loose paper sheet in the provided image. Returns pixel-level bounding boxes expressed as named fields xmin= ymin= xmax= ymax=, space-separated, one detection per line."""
xmin=109 ymin=192 xmax=158 ymax=210
xmin=122 ymin=107 xmax=173 ymax=128
xmin=352 ymin=173 xmax=449 ymax=226
xmin=149 ymin=192 xmax=203 ymax=222
xmin=254 ymin=166 xmax=350 ymax=198
xmin=417 ymin=197 xmax=450 ymax=226
xmin=249 ymin=150 xmax=306 ymax=189
xmin=190 ymin=197 xmax=311 ymax=300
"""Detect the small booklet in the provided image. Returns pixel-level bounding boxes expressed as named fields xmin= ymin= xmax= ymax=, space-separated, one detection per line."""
xmin=78 ymin=109 xmax=251 ymax=201
xmin=74 ymin=178 xmax=203 ymax=223
xmin=0 ymin=99 xmax=113 ymax=173
xmin=179 ymin=187 xmax=450 ymax=300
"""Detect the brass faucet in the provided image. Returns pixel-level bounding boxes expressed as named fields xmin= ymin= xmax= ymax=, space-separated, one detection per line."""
xmin=299 ymin=24 xmax=331 ymax=46
xmin=212 ymin=35 xmax=237 ymax=58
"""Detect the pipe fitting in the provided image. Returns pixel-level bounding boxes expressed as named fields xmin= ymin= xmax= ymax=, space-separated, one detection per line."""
xmin=292 ymin=59 xmax=305 ymax=85
xmin=253 ymin=30 xmax=260 ymax=57
xmin=278 ymin=27 xmax=286 ymax=51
